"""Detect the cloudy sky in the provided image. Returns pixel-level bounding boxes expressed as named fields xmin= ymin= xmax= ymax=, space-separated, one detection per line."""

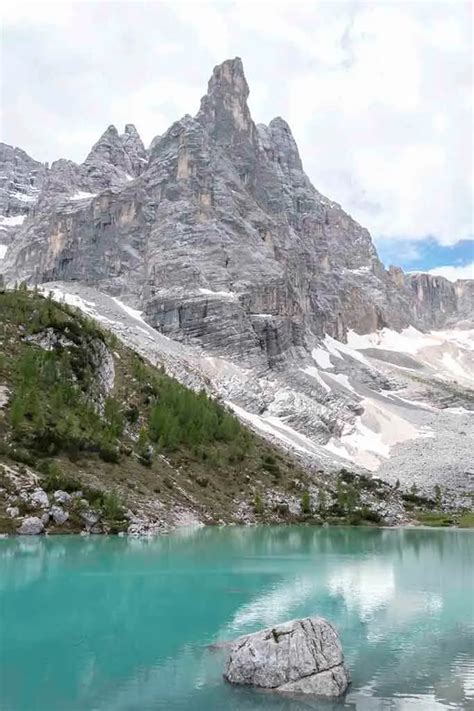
xmin=1 ymin=0 xmax=472 ymax=278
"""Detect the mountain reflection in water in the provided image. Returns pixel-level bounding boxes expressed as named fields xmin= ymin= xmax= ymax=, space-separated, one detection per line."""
xmin=1 ymin=526 xmax=472 ymax=710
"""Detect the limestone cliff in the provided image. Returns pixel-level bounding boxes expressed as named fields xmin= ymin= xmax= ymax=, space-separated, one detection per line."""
xmin=2 ymin=58 xmax=471 ymax=372
xmin=1 ymin=59 xmax=473 ymax=505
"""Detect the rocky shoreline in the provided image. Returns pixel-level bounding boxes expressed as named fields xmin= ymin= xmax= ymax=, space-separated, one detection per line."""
xmin=1 ymin=489 xmax=471 ymax=539
xmin=1 ymin=456 xmax=472 ymax=538
xmin=2 ymin=517 xmax=473 ymax=539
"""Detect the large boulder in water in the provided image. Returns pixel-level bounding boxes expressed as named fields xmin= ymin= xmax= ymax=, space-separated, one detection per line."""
xmin=224 ymin=617 xmax=350 ymax=697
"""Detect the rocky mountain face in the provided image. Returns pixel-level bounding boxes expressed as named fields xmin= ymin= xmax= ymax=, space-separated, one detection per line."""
xmin=0 ymin=123 xmax=147 ymax=267
xmin=0 ymin=143 xmax=48 ymax=216
xmin=405 ymin=271 xmax=474 ymax=328
xmin=1 ymin=58 xmax=473 ymax=504
xmin=2 ymin=58 xmax=472 ymax=357
xmin=0 ymin=144 xmax=48 ymax=256
xmin=1 ymin=289 xmax=415 ymax=535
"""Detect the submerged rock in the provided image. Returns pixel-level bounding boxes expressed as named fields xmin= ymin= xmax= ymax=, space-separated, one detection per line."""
xmin=224 ymin=617 xmax=350 ymax=697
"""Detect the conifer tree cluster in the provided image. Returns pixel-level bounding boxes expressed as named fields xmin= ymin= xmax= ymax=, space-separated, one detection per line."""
xmin=1 ymin=288 xmax=251 ymax=468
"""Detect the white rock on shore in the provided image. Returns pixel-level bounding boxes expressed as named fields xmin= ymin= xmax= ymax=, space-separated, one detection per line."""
xmin=224 ymin=617 xmax=350 ymax=697
xmin=51 ymin=505 xmax=69 ymax=525
xmin=81 ymin=510 xmax=99 ymax=529
xmin=53 ymin=490 xmax=71 ymax=505
xmin=17 ymin=516 xmax=44 ymax=535
xmin=29 ymin=488 xmax=49 ymax=509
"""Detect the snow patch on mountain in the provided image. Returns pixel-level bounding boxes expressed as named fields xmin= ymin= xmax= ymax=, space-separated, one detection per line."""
xmin=12 ymin=191 xmax=36 ymax=203
xmin=69 ymin=191 xmax=97 ymax=201
xmin=325 ymin=372 xmax=356 ymax=394
xmin=311 ymin=347 xmax=333 ymax=370
xmin=0 ymin=215 xmax=25 ymax=228
xmin=324 ymin=334 xmax=372 ymax=366
xmin=347 ymin=326 xmax=439 ymax=353
xmin=227 ymin=401 xmax=333 ymax=461
xmin=199 ymin=288 xmax=237 ymax=300
xmin=111 ymin=297 xmax=146 ymax=324
xmin=302 ymin=366 xmax=332 ymax=393
xmin=347 ymin=326 xmax=474 ymax=387
xmin=27 ymin=281 xmax=474 ymax=501
xmin=325 ymin=396 xmax=430 ymax=471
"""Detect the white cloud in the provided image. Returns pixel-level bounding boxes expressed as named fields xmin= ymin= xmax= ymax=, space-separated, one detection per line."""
xmin=171 ymin=3 xmax=231 ymax=59
xmin=109 ymin=80 xmax=202 ymax=151
xmin=428 ymin=262 xmax=474 ymax=282
xmin=281 ymin=2 xmax=473 ymax=245
xmin=1 ymin=0 xmax=472 ymax=249
xmin=1 ymin=1 xmax=74 ymax=27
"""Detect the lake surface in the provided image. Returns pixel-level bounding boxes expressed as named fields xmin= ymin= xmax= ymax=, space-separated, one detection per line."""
xmin=1 ymin=527 xmax=473 ymax=711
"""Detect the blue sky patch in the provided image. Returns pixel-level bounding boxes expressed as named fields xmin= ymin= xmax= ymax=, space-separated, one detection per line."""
xmin=375 ymin=237 xmax=474 ymax=272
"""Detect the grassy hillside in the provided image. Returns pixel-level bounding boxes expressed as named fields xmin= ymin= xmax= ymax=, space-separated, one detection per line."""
xmin=0 ymin=287 xmax=326 ymax=532
xmin=2 ymin=288 xmax=465 ymax=534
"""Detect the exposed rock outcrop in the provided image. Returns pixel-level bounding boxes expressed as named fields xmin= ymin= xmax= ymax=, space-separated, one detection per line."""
xmin=80 ymin=509 xmax=100 ymax=531
xmin=25 ymin=326 xmax=115 ymax=404
xmin=2 ymin=57 xmax=471 ymax=364
xmin=18 ymin=516 xmax=44 ymax=535
xmin=50 ymin=505 xmax=69 ymax=525
xmin=82 ymin=124 xmax=139 ymax=189
xmin=29 ymin=489 xmax=49 ymax=509
xmin=0 ymin=143 xmax=47 ymax=217
xmin=224 ymin=617 xmax=350 ymax=697
xmin=120 ymin=124 xmax=147 ymax=176
xmin=53 ymin=490 xmax=71 ymax=506
xmin=0 ymin=143 xmax=48 ymax=256
xmin=405 ymin=272 xmax=474 ymax=329
xmin=1 ymin=58 xmax=472 ymax=501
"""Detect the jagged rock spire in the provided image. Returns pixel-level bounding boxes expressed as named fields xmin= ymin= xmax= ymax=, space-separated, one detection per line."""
xmin=123 ymin=123 xmax=141 ymax=140
xmin=197 ymin=57 xmax=255 ymax=142
xmin=268 ymin=117 xmax=303 ymax=171
xmin=84 ymin=124 xmax=133 ymax=173
xmin=83 ymin=123 xmax=148 ymax=183
xmin=206 ymin=57 xmax=249 ymax=103
xmin=85 ymin=125 xmax=120 ymax=158
xmin=120 ymin=124 xmax=147 ymax=176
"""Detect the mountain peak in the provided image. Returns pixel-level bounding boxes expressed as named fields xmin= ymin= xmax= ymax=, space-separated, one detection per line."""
xmin=84 ymin=124 xmax=122 ymax=164
xmin=82 ymin=123 xmax=137 ymax=185
xmin=123 ymin=123 xmax=140 ymax=138
xmin=268 ymin=117 xmax=303 ymax=170
xmin=103 ymin=125 xmax=119 ymax=138
xmin=197 ymin=57 xmax=254 ymax=141
xmin=207 ymin=57 xmax=248 ymax=98
xmin=120 ymin=124 xmax=147 ymax=175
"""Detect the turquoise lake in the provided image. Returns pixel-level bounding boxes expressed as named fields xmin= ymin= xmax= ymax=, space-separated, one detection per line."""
xmin=1 ymin=527 xmax=473 ymax=711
